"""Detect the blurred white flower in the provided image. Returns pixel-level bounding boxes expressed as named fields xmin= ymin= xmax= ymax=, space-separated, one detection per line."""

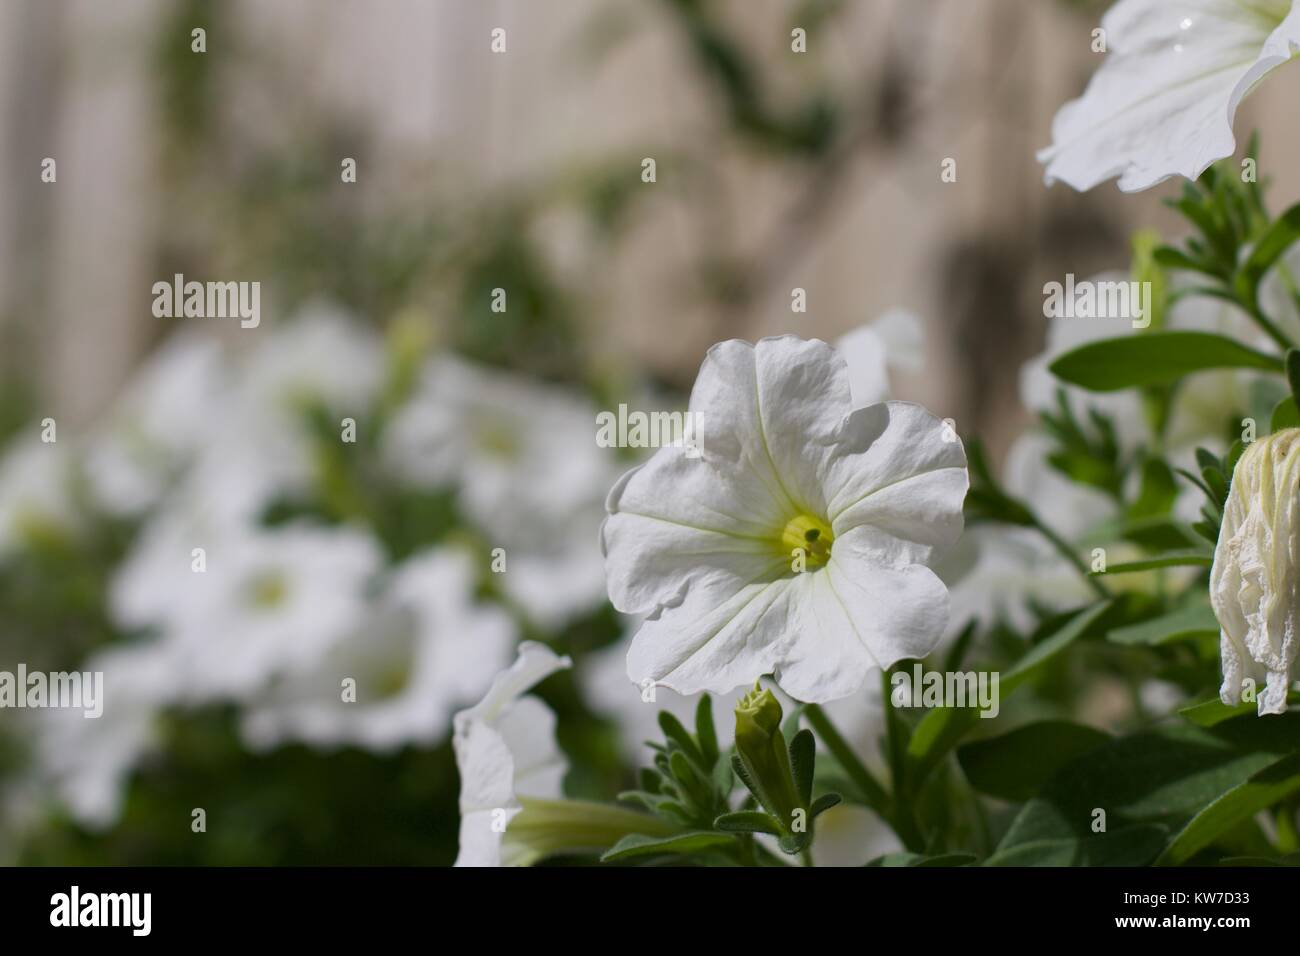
xmin=110 ymin=517 xmax=382 ymax=701
xmin=1039 ymin=0 xmax=1300 ymax=192
xmin=176 ymin=304 xmax=386 ymax=527
xmin=0 ymin=438 xmax=76 ymax=560
xmin=386 ymin=355 xmax=619 ymax=628
xmin=85 ymin=333 xmax=230 ymax=516
xmin=453 ymin=641 xmax=571 ymax=867
xmin=603 ymin=336 xmax=968 ymax=704
xmin=241 ymin=548 xmax=516 ymax=751
xmin=1212 ymin=428 xmax=1300 ymax=715
xmin=239 ymin=302 xmax=384 ymax=418
xmin=35 ymin=641 xmax=178 ymax=829
xmin=835 ymin=309 xmax=924 ymax=408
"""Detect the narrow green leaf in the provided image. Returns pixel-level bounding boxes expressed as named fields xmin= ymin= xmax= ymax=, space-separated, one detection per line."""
xmin=866 ymin=852 xmax=978 ymax=867
xmin=789 ymin=728 xmax=815 ymax=807
xmin=1234 ymin=202 xmax=1300 ymax=312
xmin=694 ymin=695 xmax=719 ymax=769
xmin=1107 ymin=604 xmax=1219 ymax=646
xmin=809 ymin=792 xmax=842 ymax=818
xmin=713 ymin=810 xmax=782 ymax=835
xmin=599 ymin=830 xmax=735 ymax=863
xmin=906 ymin=601 xmax=1111 ymax=782
xmin=1049 ymin=332 xmax=1282 ymax=392
xmin=1158 ymin=752 xmax=1300 ymax=865
xmin=1095 ymin=550 xmax=1213 ymax=574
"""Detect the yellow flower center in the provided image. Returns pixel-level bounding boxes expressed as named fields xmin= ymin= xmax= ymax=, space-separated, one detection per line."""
xmin=247 ymin=570 xmax=290 ymax=609
xmin=779 ymin=514 xmax=834 ymax=568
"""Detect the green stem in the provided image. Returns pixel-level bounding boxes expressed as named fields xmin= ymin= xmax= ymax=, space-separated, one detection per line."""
xmin=803 ymin=704 xmax=889 ymax=813
xmin=1029 ymin=512 xmax=1112 ymax=599
xmin=803 ymin=701 xmax=924 ymax=853
xmin=1247 ymin=302 xmax=1295 ymax=352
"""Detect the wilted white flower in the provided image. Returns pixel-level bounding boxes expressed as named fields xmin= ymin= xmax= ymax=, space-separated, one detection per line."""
xmin=110 ymin=516 xmax=382 ymax=701
xmin=1211 ymin=428 xmax=1300 ymax=715
xmin=241 ymin=548 xmax=516 ymax=751
xmin=603 ymin=336 xmax=968 ymax=704
xmin=1039 ymin=0 xmax=1300 ymax=192
xmin=453 ymin=641 xmax=571 ymax=867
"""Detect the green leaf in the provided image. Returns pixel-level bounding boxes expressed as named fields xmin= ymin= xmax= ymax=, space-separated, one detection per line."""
xmin=599 ymin=830 xmax=735 ymax=863
xmin=957 ymin=721 xmax=1110 ymax=802
xmin=994 ymin=715 xmax=1300 ymax=866
xmin=809 ymin=792 xmax=842 ymax=818
xmin=906 ymin=601 xmax=1111 ymax=783
xmin=1048 ymin=332 xmax=1282 ymax=392
xmin=1094 ymin=550 xmax=1213 ymax=574
xmin=1107 ymin=604 xmax=1219 ymax=646
xmin=788 ymin=729 xmax=815 ymax=807
xmin=985 ymin=824 xmax=1170 ymax=867
xmin=658 ymin=711 xmax=703 ymax=768
xmin=713 ymin=811 xmax=782 ymax=835
xmin=1179 ymin=693 xmax=1300 ymax=727
xmin=1272 ymin=396 xmax=1300 ymax=432
xmin=694 ymin=695 xmax=719 ymax=770
xmin=1287 ymin=349 xmax=1300 ymax=406
xmin=1157 ymin=752 xmax=1300 ymax=865
xmin=865 ymin=852 xmax=978 ymax=867
xmin=1234 ymin=202 xmax=1300 ymax=313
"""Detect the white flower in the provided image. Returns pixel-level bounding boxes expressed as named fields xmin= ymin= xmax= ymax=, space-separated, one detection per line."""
xmin=110 ymin=516 xmax=382 ymax=701
xmin=241 ymin=548 xmax=516 ymax=751
xmin=385 ymin=355 xmax=619 ymax=627
xmin=85 ymin=333 xmax=230 ymax=516
xmin=453 ymin=641 xmax=571 ymax=867
xmin=0 ymin=438 xmax=76 ymax=560
xmin=1039 ymin=0 xmax=1300 ymax=192
xmin=176 ymin=305 xmax=384 ymax=526
xmin=603 ymin=336 xmax=968 ymax=704
xmin=34 ymin=641 xmax=179 ymax=828
xmin=1211 ymin=428 xmax=1300 ymax=715
xmin=835 ymin=309 xmax=924 ymax=407
xmin=238 ymin=302 xmax=383 ymax=418
xmin=386 ymin=355 xmax=615 ymax=530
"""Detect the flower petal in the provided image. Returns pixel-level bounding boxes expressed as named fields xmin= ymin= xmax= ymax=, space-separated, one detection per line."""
xmin=1039 ymin=0 xmax=1300 ymax=192
xmin=822 ymin=402 xmax=968 ymax=566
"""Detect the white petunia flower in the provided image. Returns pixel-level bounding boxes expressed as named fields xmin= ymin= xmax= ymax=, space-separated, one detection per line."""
xmin=241 ymin=548 xmax=516 ymax=751
xmin=1039 ymin=0 xmax=1300 ymax=193
xmin=34 ymin=641 xmax=179 ymax=829
xmin=385 ymin=354 xmax=620 ymax=628
xmin=453 ymin=641 xmax=571 ymax=867
xmin=602 ymin=336 xmax=968 ymax=704
xmin=835 ymin=309 xmax=924 ymax=408
xmin=0 ymin=437 xmax=77 ymax=560
xmin=85 ymin=333 xmax=230 ymax=516
xmin=171 ymin=305 xmax=385 ymax=527
xmin=1211 ymin=427 xmax=1300 ymax=715
xmin=110 ymin=516 xmax=382 ymax=701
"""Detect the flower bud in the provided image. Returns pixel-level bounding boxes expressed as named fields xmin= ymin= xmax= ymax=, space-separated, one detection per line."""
xmin=733 ymin=684 xmax=803 ymax=823
xmin=1211 ymin=429 xmax=1300 ymax=715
